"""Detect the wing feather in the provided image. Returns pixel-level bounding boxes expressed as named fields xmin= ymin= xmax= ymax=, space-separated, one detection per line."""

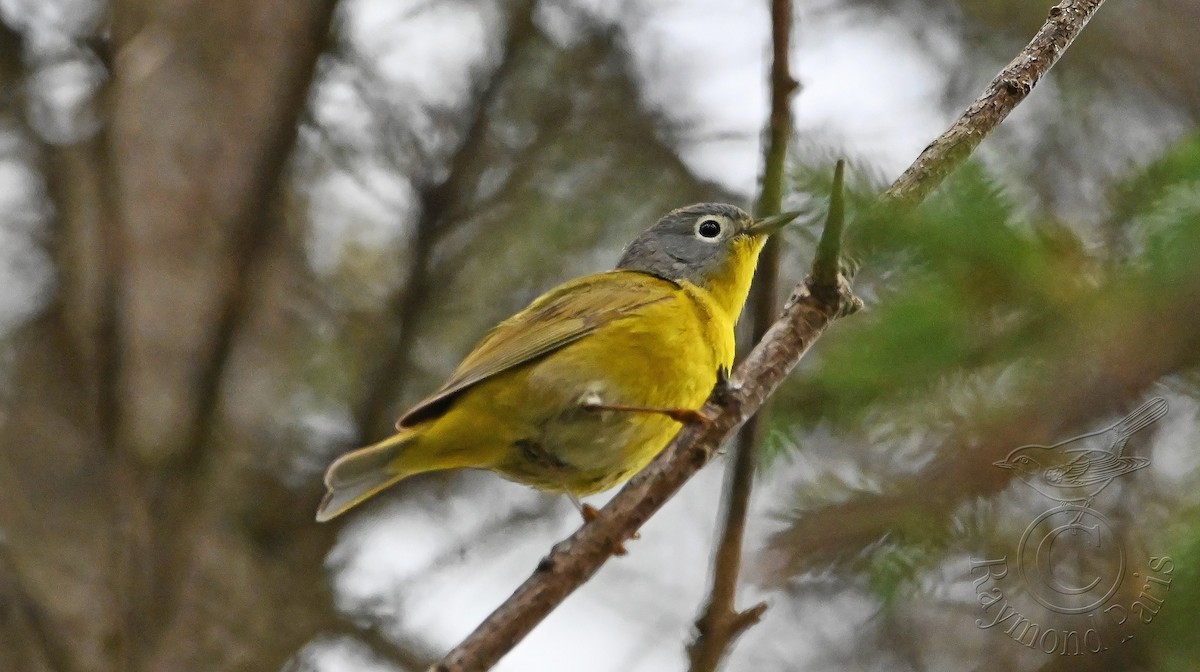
xmin=397 ymin=271 xmax=678 ymax=427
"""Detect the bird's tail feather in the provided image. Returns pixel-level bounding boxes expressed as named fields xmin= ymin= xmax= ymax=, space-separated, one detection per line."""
xmin=1114 ymin=397 xmax=1169 ymax=439
xmin=316 ymin=431 xmax=415 ymax=522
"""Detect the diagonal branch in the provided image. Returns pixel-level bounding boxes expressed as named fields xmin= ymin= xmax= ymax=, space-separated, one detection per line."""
xmin=430 ymin=0 xmax=1107 ymax=669
xmin=880 ymin=0 xmax=1104 ymax=208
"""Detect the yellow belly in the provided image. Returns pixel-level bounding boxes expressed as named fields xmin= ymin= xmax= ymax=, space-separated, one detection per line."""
xmin=412 ymin=283 xmax=733 ymax=495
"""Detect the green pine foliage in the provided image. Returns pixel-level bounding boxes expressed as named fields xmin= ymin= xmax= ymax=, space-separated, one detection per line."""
xmin=764 ymin=133 xmax=1200 ymax=621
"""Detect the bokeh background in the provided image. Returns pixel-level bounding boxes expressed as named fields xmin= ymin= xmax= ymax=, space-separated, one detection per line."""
xmin=1 ymin=0 xmax=1199 ymax=671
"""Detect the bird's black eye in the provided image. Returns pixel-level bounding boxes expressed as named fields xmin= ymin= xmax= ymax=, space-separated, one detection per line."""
xmin=697 ymin=219 xmax=722 ymax=238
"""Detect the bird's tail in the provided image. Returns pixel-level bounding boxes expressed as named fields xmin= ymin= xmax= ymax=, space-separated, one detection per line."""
xmin=1114 ymin=397 xmax=1169 ymax=439
xmin=316 ymin=431 xmax=416 ymax=522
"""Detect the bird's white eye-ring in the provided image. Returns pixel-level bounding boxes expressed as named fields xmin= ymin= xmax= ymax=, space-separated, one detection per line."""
xmin=695 ymin=217 xmax=725 ymax=241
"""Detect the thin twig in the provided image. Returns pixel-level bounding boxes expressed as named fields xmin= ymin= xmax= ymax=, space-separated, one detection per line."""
xmin=429 ymin=0 xmax=1106 ymax=669
xmin=687 ymin=0 xmax=796 ymax=668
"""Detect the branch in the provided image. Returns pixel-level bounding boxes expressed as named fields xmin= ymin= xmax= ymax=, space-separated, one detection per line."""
xmin=879 ymin=0 xmax=1105 ymax=208
xmin=354 ymin=0 xmax=539 ymax=440
xmin=430 ymin=0 xmax=1106 ymax=669
xmin=687 ymin=1 xmax=797 ymax=668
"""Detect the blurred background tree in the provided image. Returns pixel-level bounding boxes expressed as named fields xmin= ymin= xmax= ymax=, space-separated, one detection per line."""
xmin=0 ymin=0 xmax=1196 ymax=671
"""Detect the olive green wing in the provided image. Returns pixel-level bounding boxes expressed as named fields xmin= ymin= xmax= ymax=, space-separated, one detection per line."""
xmin=397 ymin=271 xmax=677 ymax=428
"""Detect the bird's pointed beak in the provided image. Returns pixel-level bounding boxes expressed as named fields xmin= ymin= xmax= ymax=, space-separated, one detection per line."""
xmin=993 ymin=459 xmax=1012 ymax=469
xmin=747 ymin=210 xmax=802 ymax=236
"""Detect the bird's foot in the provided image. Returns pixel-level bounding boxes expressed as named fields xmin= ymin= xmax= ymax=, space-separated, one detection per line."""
xmin=580 ymin=502 xmax=599 ymax=522
xmin=579 ymin=503 xmax=640 ymax=556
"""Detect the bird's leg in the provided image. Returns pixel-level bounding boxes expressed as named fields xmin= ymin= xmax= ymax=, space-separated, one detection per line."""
xmin=565 ymin=490 xmax=588 ymax=517
xmin=580 ymin=400 xmax=709 ymax=425
xmin=562 ymin=486 xmax=630 ymax=555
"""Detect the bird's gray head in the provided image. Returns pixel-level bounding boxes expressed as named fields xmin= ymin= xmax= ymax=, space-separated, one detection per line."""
xmin=616 ymin=203 xmax=797 ymax=286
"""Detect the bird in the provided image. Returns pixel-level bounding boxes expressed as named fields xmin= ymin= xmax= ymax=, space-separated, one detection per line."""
xmin=993 ymin=397 xmax=1167 ymax=507
xmin=316 ymin=203 xmax=800 ymax=523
